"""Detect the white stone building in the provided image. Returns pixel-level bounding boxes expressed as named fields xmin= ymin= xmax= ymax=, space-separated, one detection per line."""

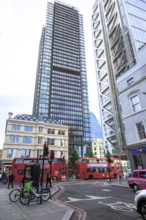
xmin=92 ymin=139 xmax=104 ymax=158
xmin=117 ymin=44 xmax=146 ymax=170
xmin=2 ymin=113 xmax=69 ymax=171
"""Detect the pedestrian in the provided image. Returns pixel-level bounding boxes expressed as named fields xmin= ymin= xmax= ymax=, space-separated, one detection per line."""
xmin=46 ymin=172 xmax=51 ymax=187
xmin=7 ymin=171 xmax=14 ymax=189
xmin=125 ymin=170 xmax=131 ymax=183
xmin=2 ymin=172 xmax=7 ymax=184
xmin=117 ymin=169 xmax=121 ymax=183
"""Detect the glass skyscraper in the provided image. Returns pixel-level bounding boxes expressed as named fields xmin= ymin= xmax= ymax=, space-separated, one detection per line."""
xmin=90 ymin=112 xmax=103 ymax=139
xmin=92 ymin=0 xmax=146 ymax=154
xmin=33 ymin=1 xmax=91 ymax=157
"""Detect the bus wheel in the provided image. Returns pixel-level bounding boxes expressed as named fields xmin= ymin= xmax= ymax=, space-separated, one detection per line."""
xmin=89 ymin=174 xmax=93 ymax=179
xmin=52 ymin=176 xmax=58 ymax=182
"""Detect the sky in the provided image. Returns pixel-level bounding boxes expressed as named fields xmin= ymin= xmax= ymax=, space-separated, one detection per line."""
xmin=0 ymin=0 xmax=101 ymax=149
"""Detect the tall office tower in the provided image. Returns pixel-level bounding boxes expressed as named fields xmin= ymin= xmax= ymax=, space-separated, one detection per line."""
xmin=91 ymin=0 xmax=146 ymax=155
xmin=90 ymin=112 xmax=103 ymax=139
xmin=33 ymin=1 xmax=91 ymax=157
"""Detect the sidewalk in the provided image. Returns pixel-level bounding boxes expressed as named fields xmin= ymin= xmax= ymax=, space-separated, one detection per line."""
xmin=0 ymin=185 xmax=74 ymax=220
xmin=111 ymin=179 xmax=129 ymax=187
xmin=101 ymin=178 xmax=129 ymax=188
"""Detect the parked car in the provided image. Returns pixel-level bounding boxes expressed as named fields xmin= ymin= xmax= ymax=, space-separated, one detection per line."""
xmin=128 ymin=169 xmax=146 ymax=192
xmin=134 ymin=189 xmax=146 ymax=219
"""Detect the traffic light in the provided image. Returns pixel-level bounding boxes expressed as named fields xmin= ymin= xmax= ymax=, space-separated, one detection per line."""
xmin=44 ymin=143 xmax=48 ymax=157
xmin=62 ymin=156 xmax=65 ymax=162
xmin=50 ymin=150 xmax=55 ymax=160
xmin=107 ymin=158 xmax=112 ymax=163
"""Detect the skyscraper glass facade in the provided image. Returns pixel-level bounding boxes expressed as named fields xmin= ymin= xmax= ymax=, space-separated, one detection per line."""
xmin=91 ymin=0 xmax=146 ymax=154
xmin=33 ymin=1 xmax=91 ymax=157
xmin=124 ymin=0 xmax=146 ymax=49
xmin=90 ymin=112 xmax=103 ymax=139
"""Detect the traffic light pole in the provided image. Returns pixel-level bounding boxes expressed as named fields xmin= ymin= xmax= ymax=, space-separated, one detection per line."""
xmin=41 ymin=155 xmax=45 ymax=186
xmin=41 ymin=142 xmax=48 ymax=186
xmin=49 ymin=150 xmax=54 ymax=188
xmin=49 ymin=160 xmax=52 ymax=188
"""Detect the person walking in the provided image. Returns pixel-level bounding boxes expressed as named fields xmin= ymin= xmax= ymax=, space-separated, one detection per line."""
xmin=117 ymin=169 xmax=121 ymax=183
xmin=2 ymin=172 xmax=7 ymax=185
xmin=125 ymin=170 xmax=131 ymax=183
xmin=7 ymin=171 xmax=14 ymax=189
xmin=46 ymin=172 xmax=51 ymax=187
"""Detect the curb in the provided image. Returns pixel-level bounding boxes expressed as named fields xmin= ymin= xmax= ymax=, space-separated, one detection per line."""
xmin=51 ymin=185 xmax=75 ymax=220
xmin=61 ymin=209 xmax=75 ymax=220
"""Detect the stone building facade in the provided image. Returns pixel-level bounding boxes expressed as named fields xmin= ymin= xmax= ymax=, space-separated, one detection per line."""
xmin=117 ymin=45 xmax=146 ymax=170
xmin=1 ymin=113 xmax=68 ymax=171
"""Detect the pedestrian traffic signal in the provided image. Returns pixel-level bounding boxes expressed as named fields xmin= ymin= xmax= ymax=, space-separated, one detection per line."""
xmin=44 ymin=143 xmax=49 ymax=157
xmin=50 ymin=150 xmax=55 ymax=160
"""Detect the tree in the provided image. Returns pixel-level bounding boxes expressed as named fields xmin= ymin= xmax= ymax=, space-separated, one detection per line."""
xmin=105 ymin=150 xmax=112 ymax=182
xmin=69 ymin=149 xmax=79 ymax=170
xmin=86 ymin=146 xmax=94 ymax=158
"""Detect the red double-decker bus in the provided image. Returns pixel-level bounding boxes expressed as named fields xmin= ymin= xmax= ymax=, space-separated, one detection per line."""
xmin=75 ymin=157 xmax=124 ymax=180
xmin=12 ymin=157 xmax=67 ymax=182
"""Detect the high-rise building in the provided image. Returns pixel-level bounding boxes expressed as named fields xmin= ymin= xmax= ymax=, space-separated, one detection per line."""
xmin=91 ymin=0 xmax=146 ymax=154
xmin=33 ymin=1 xmax=91 ymax=157
xmin=90 ymin=112 xmax=102 ymax=139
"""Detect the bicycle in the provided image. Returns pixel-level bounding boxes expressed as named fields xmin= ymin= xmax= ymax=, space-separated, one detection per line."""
xmin=9 ymin=184 xmax=25 ymax=202
xmin=20 ymin=182 xmax=51 ymax=205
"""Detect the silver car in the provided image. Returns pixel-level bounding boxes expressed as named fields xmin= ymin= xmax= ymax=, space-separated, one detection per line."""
xmin=134 ymin=189 xmax=146 ymax=219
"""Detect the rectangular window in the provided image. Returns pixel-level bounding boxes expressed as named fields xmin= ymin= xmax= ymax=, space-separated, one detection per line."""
xmin=39 ymin=127 xmax=43 ymax=132
xmin=24 ymin=126 xmax=33 ymax=132
xmin=47 ymin=138 xmax=54 ymax=145
xmin=136 ymin=122 xmax=146 ymax=139
xmin=139 ymin=172 xmax=146 ymax=178
xmin=7 ymin=149 xmax=13 ymax=158
xmin=11 ymin=124 xmax=21 ymax=131
xmin=38 ymin=137 xmax=43 ymax=144
xmin=37 ymin=149 xmax=42 ymax=158
xmin=9 ymin=135 xmax=19 ymax=144
xmin=47 ymin=129 xmax=55 ymax=134
xmin=127 ymin=77 xmax=134 ymax=85
xmin=60 ymin=140 xmax=64 ymax=146
xmin=12 ymin=149 xmax=17 ymax=158
xmin=21 ymin=149 xmax=25 ymax=158
xmin=26 ymin=149 xmax=30 ymax=157
xmin=58 ymin=130 xmax=65 ymax=135
xmin=9 ymin=136 xmax=14 ymax=143
xmin=15 ymin=158 xmax=24 ymax=164
xmin=131 ymin=95 xmax=141 ymax=112
xmin=133 ymin=171 xmax=139 ymax=178
xmin=20 ymin=149 xmax=30 ymax=158
xmin=22 ymin=136 xmax=32 ymax=144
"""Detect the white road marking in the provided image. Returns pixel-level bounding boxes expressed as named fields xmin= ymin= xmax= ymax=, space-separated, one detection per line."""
xmin=86 ymin=195 xmax=110 ymax=199
xmin=102 ymin=189 xmax=111 ymax=192
xmin=66 ymin=195 xmax=111 ymax=203
xmin=98 ymin=201 xmax=135 ymax=212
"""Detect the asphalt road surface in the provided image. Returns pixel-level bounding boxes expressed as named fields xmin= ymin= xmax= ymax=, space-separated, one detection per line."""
xmin=58 ymin=180 xmax=143 ymax=220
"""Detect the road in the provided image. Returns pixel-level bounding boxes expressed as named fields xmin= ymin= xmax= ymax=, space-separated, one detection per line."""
xmin=55 ymin=180 xmax=142 ymax=220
